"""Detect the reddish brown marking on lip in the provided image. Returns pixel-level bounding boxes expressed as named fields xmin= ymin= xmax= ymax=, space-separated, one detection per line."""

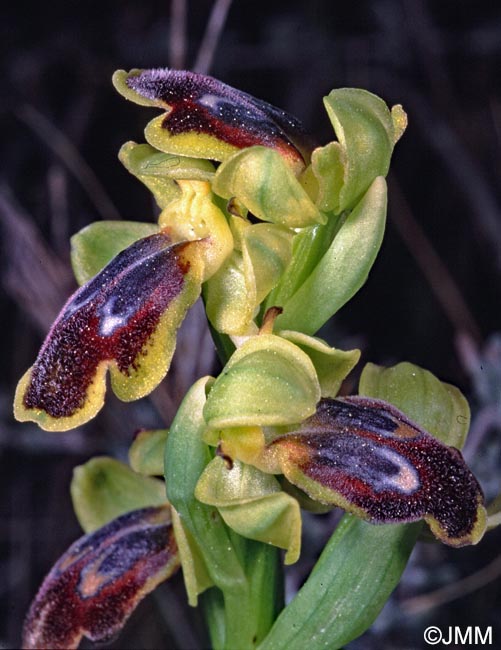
xmin=23 ymin=506 xmax=179 ymax=650
xmin=22 ymin=233 xmax=191 ymax=419
xmin=271 ymin=397 xmax=485 ymax=545
xmin=126 ymin=68 xmax=311 ymax=164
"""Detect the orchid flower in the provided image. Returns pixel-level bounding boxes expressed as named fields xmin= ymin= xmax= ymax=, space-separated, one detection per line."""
xmin=15 ymin=69 xmax=490 ymax=650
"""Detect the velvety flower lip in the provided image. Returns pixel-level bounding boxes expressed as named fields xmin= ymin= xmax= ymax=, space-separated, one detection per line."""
xmin=14 ymin=232 xmax=203 ymax=430
xmin=269 ymin=396 xmax=487 ymax=546
xmin=23 ymin=506 xmax=179 ymax=650
xmin=125 ymin=68 xmax=311 ymax=165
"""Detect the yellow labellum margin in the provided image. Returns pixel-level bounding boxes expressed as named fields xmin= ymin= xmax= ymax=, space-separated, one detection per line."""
xmin=112 ymin=68 xmax=308 ymax=171
xmin=14 ymin=232 xmax=207 ymax=431
xmin=265 ymin=393 xmax=486 ymax=547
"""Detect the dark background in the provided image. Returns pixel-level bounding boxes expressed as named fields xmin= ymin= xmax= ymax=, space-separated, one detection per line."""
xmin=1 ymin=1 xmax=500 ymax=648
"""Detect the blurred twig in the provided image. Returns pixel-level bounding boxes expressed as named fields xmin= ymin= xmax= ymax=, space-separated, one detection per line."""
xmin=16 ymin=104 xmax=121 ymax=222
xmin=402 ymin=553 xmax=501 ymax=615
xmin=193 ymin=0 xmax=234 ymax=74
xmin=169 ymin=0 xmax=188 ymax=69
xmin=388 ymin=175 xmax=482 ymax=343
xmin=399 ymin=89 xmax=501 ymax=271
xmin=0 ymin=184 xmax=73 ymax=331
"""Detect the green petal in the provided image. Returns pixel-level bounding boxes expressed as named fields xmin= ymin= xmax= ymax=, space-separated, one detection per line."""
xmin=70 ymin=457 xmax=167 ymax=533
xmin=212 ymin=146 xmax=325 ymax=228
xmin=203 ymin=334 xmax=321 ymax=429
xmin=313 ymin=88 xmax=404 ymax=213
xmin=275 ymin=176 xmax=387 ymax=334
xmin=196 ymin=457 xmax=301 ymax=564
xmin=71 ymin=220 xmax=158 ymax=285
xmin=278 ymin=330 xmax=360 ymax=397
xmin=119 ymin=141 xmax=215 ymax=210
xmin=128 ymin=429 xmax=168 ymax=476
xmin=359 ymin=361 xmax=470 ymax=448
xmin=205 ymin=220 xmax=293 ymax=335
xmin=158 ymin=180 xmax=233 ymax=281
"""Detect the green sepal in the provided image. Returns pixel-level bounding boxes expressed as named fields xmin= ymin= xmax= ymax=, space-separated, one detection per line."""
xmin=278 ymin=330 xmax=360 ymax=397
xmin=70 ymin=220 xmax=158 ymax=285
xmin=70 ymin=457 xmax=167 ymax=533
xmin=124 ymin=142 xmax=215 ymax=180
xmin=203 ymin=334 xmax=321 ymax=429
xmin=313 ymin=89 xmax=405 ymax=213
xmin=212 ymin=146 xmax=326 ymax=228
xmin=119 ymin=141 xmax=215 ymax=210
xmin=275 ymin=176 xmax=387 ymax=334
xmin=487 ymin=495 xmax=501 ymax=531
xmin=128 ymin=428 xmax=168 ymax=476
xmin=258 ymin=516 xmax=421 ymax=650
xmin=265 ymin=217 xmax=339 ymax=311
xmin=195 ymin=457 xmax=302 ymax=564
xmin=359 ymin=361 xmax=470 ymax=448
xmin=205 ymin=219 xmax=293 ymax=335
xmin=171 ymin=507 xmax=214 ymax=606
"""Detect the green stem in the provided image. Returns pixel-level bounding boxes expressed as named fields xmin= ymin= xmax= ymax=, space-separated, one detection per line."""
xmin=165 ymin=377 xmax=281 ymax=649
xmin=201 ymin=589 xmax=225 ymax=650
xmin=265 ymin=212 xmax=342 ymax=312
xmin=258 ymin=515 xmax=421 ymax=650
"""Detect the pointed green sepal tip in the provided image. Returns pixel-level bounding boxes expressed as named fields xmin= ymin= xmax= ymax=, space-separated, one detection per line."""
xmin=279 ymin=330 xmax=360 ymax=397
xmin=128 ymin=429 xmax=168 ymax=476
xmin=313 ymin=87 xmax=406 ymax=213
